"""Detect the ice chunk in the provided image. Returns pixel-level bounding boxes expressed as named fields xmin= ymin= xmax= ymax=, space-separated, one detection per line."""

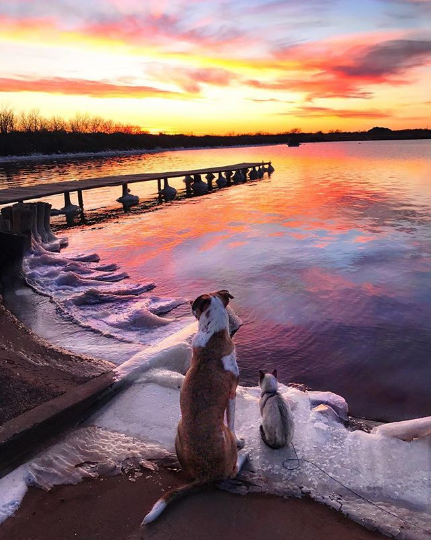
xmin=0 ymin=466 xmax=28 ymax=524
xmin=312 ymin=404 xmax=345 ymax=424
xmin=139 ymin=368 xmax=185 ymax=390
xmin=308 ymin=390 xmax=349 ymax=421
xmin=114 ymin=328 xmax=193 ymax=381
xmin=27 ymin=426 xmax=170 ymax=491
xmin=372 ymin=416 xmax=431 ymax=441
xmin=90 ymin=384 xmax=180 ymax=451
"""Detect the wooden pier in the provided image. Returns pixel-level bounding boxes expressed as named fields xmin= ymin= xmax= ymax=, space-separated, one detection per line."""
xmin=0 ymin=162 xmax=272 ymax=205
xmin=0 ymin=161 xmax=274 ymax=227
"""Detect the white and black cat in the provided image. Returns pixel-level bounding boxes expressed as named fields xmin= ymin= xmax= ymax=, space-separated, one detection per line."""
xmin=259 ymin=369 xmax=294 ymax=449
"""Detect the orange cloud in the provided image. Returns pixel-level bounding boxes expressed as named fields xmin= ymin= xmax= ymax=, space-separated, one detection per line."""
xmin=143 ymin=64 xmax=238 ymax=93
xmin=0 ymin=76 xmax=185 ymax=99
xmin=246 ymin=76 xmax=375 ymax=100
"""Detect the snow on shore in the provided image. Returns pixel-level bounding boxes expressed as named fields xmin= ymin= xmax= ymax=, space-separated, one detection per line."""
xmin=0 ymin=142 xmax=276 ymax=164
xmin=1 ymin=335 xmax=430 ymax=539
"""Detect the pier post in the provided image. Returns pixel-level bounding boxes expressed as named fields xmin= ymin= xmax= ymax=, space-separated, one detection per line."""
xmin=184 ymin=175 xmax=193 ymax=196
xmin=36 ymin=202 xmax=48 ymax=243
xmin=0 ymin=215 xmax=8 ymax=232
xmin=160 ymin=179 xmax=177 ymax=202
xmin=116 ymin=183 xmax=139 ymax=212
xmin=9 ymin=204 xmax=32 ymax=251
xmin=192 ymin=174 xmax=208 ymax=196
xmin=205 ymin=172 xmax=215 ymax=191
xmin=77 ymin=189 xmax=85 ymax=223
xmin=60 ymin=192 xmax=80 ymax=226
xmin=64 ymin=192 xmax=74 ymax=226
xmin=216 ymin=172 xmax=227 ymax=189
xmin=1 ymin=207 xmax=13 ymax=233
xmin=157 ymin=179 xmax=162 ymax=203
xmin=28 ymin=203 xmax=43 ymax=244
xmin=225 ymin=170 xmax=233 ymax=186
xmin=233 ymin=170 xmax=244 ymax=183
xmin=0 ymin=231 xmax=26 ymax=288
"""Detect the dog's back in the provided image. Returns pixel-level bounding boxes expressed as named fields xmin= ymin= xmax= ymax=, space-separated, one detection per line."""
xmin=143 ymin=290 xmax=241 ymax=524
xmin=176 ymin=329 xmax=238 ymax=478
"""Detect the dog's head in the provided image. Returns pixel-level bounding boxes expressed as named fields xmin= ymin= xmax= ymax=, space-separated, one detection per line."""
xmin=191 ymin=290 xmax=234 ymax=320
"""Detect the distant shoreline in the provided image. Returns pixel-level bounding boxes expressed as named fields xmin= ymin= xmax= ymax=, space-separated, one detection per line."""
xmin=0 ymin=128 xmax=430 ymax=163
xmin=0 ymin=142 xmax=276 ymax=164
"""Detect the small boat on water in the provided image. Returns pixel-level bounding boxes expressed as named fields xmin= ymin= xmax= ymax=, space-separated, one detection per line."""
xmin=287 ymin=138 xmax=301 ymax=147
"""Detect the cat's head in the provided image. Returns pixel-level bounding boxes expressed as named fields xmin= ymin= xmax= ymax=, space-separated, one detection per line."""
xmin=258 ymin=369 xmax=278 ymax=393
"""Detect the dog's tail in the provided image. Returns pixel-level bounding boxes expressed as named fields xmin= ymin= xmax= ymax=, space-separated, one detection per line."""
xmin=142 ymin=478 xmax=209 ymax=525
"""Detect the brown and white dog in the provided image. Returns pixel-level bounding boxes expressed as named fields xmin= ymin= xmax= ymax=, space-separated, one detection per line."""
xmin=142 ymin=290 xmax=247 ymax=524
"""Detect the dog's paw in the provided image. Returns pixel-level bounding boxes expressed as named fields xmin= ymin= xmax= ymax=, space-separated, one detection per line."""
xmin=236 ymin=437 xmax=245 ymax=449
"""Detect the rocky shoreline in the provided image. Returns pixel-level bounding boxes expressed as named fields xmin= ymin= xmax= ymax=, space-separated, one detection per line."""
xmin=0 ymin=298 xmax=114 ymax=425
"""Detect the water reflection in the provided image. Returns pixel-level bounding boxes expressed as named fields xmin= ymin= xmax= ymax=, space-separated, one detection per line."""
xmin=3 ymin=141 xmax=431 ymax=421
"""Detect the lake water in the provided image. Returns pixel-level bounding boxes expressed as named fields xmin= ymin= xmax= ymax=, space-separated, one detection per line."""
xmin=2 ymin=141 xmax=431 ymax=421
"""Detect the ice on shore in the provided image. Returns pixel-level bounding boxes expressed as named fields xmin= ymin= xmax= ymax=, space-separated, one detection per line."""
xmin=2 ymin=336 xmax=430 ymax=539
xmin=94 ymin=355 xmax=430 ymax=540
xmin=0 ymin=467 xmax=28 ymax=525
xmin=22 ymin=248 xmax=193 ymax=351
xmin=27 ymin=427 xmax=171 ymax=491
xmin=308 ymin=391 xmax=349 ymax=421
xmin=372 ymin=416 xmax=431 ymax=441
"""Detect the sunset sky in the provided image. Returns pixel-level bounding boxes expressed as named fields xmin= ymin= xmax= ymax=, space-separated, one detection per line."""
xmin=1 ymin=0 xmax=430 ymax=134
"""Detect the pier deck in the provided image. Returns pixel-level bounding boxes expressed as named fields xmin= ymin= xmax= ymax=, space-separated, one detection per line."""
xmin=0 ymin=162 xmax=270 ymax=205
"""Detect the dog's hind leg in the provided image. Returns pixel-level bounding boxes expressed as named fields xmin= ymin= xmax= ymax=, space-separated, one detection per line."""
xmin=230 ymin=450 xmax=249 ymax=478
xmin=237 ymin=450 xmax=248 ymax=472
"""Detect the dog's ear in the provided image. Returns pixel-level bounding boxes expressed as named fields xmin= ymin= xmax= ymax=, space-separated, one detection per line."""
xmin=191 ymin=294 xmax=211 ymax=318
xmin=259 ymin=370 xmax=265 ymax=383
xmin=216 ymin=289 xmax=234 ymax=307
xmin=272 ymin=369 xmax=278 ymax=379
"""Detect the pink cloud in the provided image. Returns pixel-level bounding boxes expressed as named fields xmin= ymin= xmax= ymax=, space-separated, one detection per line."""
xmin=283 ymin=105 xmax=393 ymax=119
xmin=251 ymin=36 xmax=431 ymax=100
xmin=80 ymin=13 xmax=254 ymax=54
xmin=0 ymin=76 xmax=185 ymax=99
xmin=144 ymin=65 xmax=238 ymax=93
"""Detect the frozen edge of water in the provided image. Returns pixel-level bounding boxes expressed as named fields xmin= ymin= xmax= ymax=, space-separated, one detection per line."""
xmin=0 ymin=142 xmax=281 ymax=164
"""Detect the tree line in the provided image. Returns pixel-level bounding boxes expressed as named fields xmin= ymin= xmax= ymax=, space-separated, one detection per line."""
xmin=1 ymin=104 xmax=430 ymax=158
xmin=0 ymin=105 xmax=144 ymax=135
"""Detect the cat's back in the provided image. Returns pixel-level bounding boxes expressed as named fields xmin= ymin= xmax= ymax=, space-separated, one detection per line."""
xmin=261 ymin=392 xmax=294 ymax=447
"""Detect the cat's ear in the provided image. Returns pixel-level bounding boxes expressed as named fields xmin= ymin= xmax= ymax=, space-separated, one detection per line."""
xmin=259 ymin=370 xmax=265 ymax=383
xmin=272 ymin=369 xmax=278 ymax=379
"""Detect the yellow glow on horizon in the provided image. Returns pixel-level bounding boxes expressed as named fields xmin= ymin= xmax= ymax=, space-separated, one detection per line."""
xmin=0 ymin=14 xmax=430 ymax=135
